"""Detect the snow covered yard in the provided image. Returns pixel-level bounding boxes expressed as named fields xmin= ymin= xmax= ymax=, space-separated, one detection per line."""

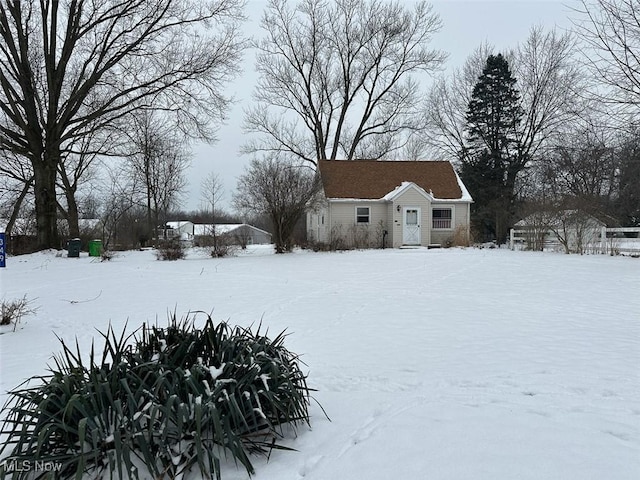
xmin=1 ymin=246 xmax=639 ymax=480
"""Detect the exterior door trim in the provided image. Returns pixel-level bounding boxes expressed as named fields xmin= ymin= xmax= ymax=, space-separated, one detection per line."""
xmin=403 ymin=207 xmax=421 ymax=245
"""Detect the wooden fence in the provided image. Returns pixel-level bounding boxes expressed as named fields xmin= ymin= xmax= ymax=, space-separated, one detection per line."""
xmin=509 ymin=226 xmax=640 ymax=254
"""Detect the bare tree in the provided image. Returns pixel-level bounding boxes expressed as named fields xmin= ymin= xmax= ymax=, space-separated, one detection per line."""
xmin=518 ymin=118 xmax=620 ymax=254
xmin=199 ymin=170 xmax=225 ymax=248
xmin=529 ymin=112 xmax=618 ymax=217
xmin=244 ymin=0 xmax=446 ymax=165
xmin=423 ymin=43 xmax=494 ymax=161
xmin=549 ymin=137 xmax=617 ymax=209
xmin=200 ymin=171 xmax=225 ymax=222
xmin=233 ymin=156 xmax=321 ymax=253
xmin=514 ymin=26 xmax=586 ymax=162
xmin=125 ymin=111 xmax=190 ymax=244
xmin=0 ymin=0 xmax=245 ymax=250
xmin=574 ymin=0 xmax=640 ymax=108
xmin=99 ymin=162 xmax=144 ymax=249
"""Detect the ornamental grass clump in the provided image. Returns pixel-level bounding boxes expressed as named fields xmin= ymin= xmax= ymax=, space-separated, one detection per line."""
xmin=0 ymin=313 xmax=317 ymax=480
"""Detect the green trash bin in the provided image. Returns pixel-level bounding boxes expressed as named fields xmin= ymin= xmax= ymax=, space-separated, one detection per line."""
xmin=88 ymin=239 xmax=103 ymax=257
xmin=68 ymin=238 xmax=81 ymax=258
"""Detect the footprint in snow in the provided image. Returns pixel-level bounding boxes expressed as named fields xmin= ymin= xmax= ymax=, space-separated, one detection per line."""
xmin=338 ymin=411 xmax=383 ymax=457
xmin=298 ymin=455 xmax=324 ymax=478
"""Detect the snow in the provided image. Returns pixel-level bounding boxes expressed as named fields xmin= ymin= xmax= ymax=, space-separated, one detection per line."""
xmin=260 ymin=373 xmax=271 ymax=391
xmin=209 ymin=363 xmax=226 ymax=381
xmin=1 ymin=246 xmax=639 ymax=479
xmin=382 ymin=181 xmax=431 ymax=201
xmin=453 ymin=168 xmax=474 ymax=202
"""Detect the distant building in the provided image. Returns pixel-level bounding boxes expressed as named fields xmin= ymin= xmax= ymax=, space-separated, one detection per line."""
xmin=162 ymin=221 xmax=195 ymax=242
xmin=193 ymin=224 xmax=272 ymax=246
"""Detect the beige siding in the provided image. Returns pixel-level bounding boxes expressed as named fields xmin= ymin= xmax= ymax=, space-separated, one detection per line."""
xmin=328 ymin=201 xmax=389 ymax=248
xmin=454 ymin=203 xmax=469 ymax=227
xmin=431 ymin=203 xmax=470 ymax=245
xmin=391 ymin=189 xmax=431 ymax=247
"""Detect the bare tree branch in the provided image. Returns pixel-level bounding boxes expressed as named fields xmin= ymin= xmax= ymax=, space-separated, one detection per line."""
xmin=0 ymin=0 xmax=246 ymax=249
xmin=574 ymin=0 xmax=640 ymax=108
xmin=243 ymin=0 xmax=446 ymax=164
xmin=233 ymin=155 xmax=321 ymax=252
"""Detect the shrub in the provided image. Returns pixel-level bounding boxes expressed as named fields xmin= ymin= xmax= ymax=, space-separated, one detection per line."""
xmin=446 ymin=225 xmax=472 ymax=248
xmin=155 ymin=239 xmax=186 ymax=260
xmin=0 ymin=313 xmax=317 ymax=480
xmin=210 ymin=236 xmax=238 ymax=258
xmin=0 ymin=295 xmax=38 ymax=329
xmin=101 ymin=249 xmax=115 ymax=261
xmin=310 ymin=225 xmax=349 ymax=252
xmin=350 ymin=224 xmax=372 ymax=249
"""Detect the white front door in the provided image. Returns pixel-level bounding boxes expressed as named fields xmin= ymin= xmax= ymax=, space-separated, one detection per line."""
xmin=403 ymin=207 xmax=421 ymax=245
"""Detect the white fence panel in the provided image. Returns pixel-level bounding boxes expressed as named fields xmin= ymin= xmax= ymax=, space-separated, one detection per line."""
xmin=510 ymin=227 xmax=640 ymax=254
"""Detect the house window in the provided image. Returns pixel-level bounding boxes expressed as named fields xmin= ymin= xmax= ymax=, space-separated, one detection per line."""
xmin=406 ymin=209 xmax=418 ymax=225
xmin=356 ymin=207 xmax=370 ymax=224
xmin=432 ymin=208 xmax=452 ymax=229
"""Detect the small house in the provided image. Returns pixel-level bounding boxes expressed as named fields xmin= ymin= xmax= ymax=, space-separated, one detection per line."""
xmin=162 ymin=221 xmax=195 ymax=242
xmin=193 ymin=224 xmax=272 ymax=246
xmin=308 ymin=160 xmax=473 ymax=248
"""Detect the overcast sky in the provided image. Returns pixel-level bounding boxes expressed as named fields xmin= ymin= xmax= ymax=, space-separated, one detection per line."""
xmin=183 ymin=0 xmax=580 ymax=213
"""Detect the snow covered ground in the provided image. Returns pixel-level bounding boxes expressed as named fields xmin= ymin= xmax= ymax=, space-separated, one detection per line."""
xmin=1 ymin=246 xmax=639 ymax=479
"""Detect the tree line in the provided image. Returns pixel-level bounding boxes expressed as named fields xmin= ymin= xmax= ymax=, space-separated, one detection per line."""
xmin=1 ymin=0 xmax=639 ymax=253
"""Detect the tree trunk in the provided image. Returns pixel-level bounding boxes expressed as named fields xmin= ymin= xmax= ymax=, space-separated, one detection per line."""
xmin=65 ymin=191 xmax=81 ymax=239
xmin=33 ymin=159 xmax=60 ymax=250
xmin=272 ymin=215 xmax=285 ymax=253
xmin=5 ymin=178 xmax=33 ymax=237
xmin=58 ymin=164 xmax=81 ymax=239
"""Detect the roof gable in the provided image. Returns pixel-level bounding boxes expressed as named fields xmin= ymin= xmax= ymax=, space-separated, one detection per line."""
xmin=383 ymin=181 xmax=433 ymax=201
xmin=318 ymin=160 xmax=469 ymax=200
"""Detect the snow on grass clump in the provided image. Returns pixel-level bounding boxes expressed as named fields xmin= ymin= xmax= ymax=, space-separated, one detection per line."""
xmin=0 ymin=312 xmax=317 ymax=480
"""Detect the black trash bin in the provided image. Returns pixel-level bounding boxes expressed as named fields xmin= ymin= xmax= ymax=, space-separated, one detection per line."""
xmin=68 ymin=238 xmax=81 ymax=258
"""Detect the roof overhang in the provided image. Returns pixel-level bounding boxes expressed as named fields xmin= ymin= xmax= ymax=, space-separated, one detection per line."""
xmin=324 ymin=181 xmax=472 ymax=203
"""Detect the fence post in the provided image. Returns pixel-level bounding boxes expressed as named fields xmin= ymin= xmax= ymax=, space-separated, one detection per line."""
xmin=509 ymin=228 xmax=515 ymax=250
xmin=600 ymin=226 xmax=607 ymax=254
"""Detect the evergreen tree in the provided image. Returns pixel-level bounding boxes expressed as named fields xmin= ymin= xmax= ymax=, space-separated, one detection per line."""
xmin=462 ymin=54 xmax=525 ymax=242
xmin=617 ymin=134 xmax=640 ymax=226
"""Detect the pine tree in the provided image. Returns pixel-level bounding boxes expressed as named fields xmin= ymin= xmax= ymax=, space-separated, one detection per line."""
xmin=462 ymin=54 xmax=525 ymax=243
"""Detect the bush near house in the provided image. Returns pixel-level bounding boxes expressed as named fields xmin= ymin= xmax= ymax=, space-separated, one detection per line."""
xmin=155 ymin=238 xmax=186 ymax=260
xmin=445 ymin=225 xmax=472 ymax=248
xmin=0 ymin=313 xmax=317 ymax=480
